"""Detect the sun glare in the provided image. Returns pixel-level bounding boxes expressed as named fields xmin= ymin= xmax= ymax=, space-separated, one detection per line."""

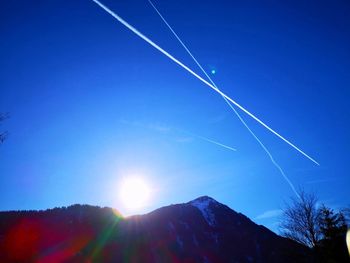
xmin=119 ymin=177 xmax=151 ymax=212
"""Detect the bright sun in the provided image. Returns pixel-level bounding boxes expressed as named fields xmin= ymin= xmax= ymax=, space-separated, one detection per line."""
xmin=119 ymin=177 xmax=151 ymax=211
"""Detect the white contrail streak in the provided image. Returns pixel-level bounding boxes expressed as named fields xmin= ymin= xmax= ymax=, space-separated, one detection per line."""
xmin=147 ymin=0 xmax=300 ymax=197
xmin=91 ymin=0 xmax=319 ymax=166
xmin=198 ymin=137 xmax=237 ymax=152
xmin=124 ymin=120 xmax=237 ymax=152
xmin=180 ymin=130 xmax=237 ymax=152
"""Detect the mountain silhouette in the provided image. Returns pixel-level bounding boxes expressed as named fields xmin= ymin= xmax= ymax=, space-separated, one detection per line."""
xmin=0 ymin=196 xmax=311 ymax=262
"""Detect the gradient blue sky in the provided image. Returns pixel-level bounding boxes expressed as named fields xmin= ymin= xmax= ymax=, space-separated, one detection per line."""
xmin=0 ymin=0 xmax=349 ymax=232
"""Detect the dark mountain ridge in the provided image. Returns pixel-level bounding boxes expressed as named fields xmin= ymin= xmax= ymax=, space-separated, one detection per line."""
xmin=0 ymin=196 xmax=311 ymax=262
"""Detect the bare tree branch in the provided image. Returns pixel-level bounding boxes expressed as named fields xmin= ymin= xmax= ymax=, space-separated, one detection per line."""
xmin=279 ymin=190 xmax=321 ymax=247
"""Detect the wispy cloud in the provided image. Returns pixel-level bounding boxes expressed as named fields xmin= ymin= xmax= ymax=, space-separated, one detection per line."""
xmin=305 ymin=178 xmax=334 ymax=184
xmin=119 ymin=119 xmax=171 ymax=133
xmin=292 ymin=166 xmax=325 ymax=173
xmin=120 ymin=119 xmax=236 ymax=150
xmin=255 ymin=209 xmax=282 ymax=220
xmin=148 ymin=123 xmax=171 ymax=133
xmin=208 ymin=113 xmax=227 ymax=124
xmin=119 ymin=118 xmax=141 ymax=127
xmin=175 ymin=136 xmax=193 ymax=143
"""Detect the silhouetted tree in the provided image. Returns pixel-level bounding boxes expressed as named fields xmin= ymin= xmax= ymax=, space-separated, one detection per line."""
xmin=317 ymin=205 xmax=349 ymax=262
xmin=280 ymin=190 xmax=321 ymax=248
xmin=319 ymin=205 xmax=347 ymax=240
xmin=343 ymin=206 xmax=350 ymax=221
xmin=280 ymin=191 xmax=350 ymax=262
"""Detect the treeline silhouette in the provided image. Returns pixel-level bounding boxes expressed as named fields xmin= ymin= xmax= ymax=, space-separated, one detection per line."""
xmin=0 ymin=200 xmax=310 ymax=263
xmin=0 ymin=197 xmax=348 ymax=262
xmin=0 ymin=205 xmax=122 ymax=262
xmin=280 ymin=190 xmax=349 ymax=263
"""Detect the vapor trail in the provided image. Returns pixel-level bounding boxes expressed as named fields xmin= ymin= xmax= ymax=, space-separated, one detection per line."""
xmin=91 ymin=0 xmax=319 ymax=166
xmin=147 ymin=0 xmax=299 ymax=197
xmin=124 ymin=120 xmax=237 ymax=152
xmin=198 ymin=136 xmax=237 ymax=152
xmin=180 ymin=130 xmax=237 ymax=152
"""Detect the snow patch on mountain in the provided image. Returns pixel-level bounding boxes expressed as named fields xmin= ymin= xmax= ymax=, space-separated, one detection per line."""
xmin=192 ymin=234 xmax=199 ymax=247
xmin=189 ymin=196 xmax=217 ymax=226
xmin=168 ymin=221 xmax=175 ymax=232
xmin=176 ymin=235 xmax=184 ymax=250
xmin=179 ymin=220 xmax=190 ymax=230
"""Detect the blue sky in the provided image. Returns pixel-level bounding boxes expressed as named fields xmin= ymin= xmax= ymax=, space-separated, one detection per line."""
xmin=0 ymin=0 xmax=349 ymax=232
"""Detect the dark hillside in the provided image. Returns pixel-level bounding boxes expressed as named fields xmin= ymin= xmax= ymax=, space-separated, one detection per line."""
xmin=0 ymin=197 xmax=311 ymax=262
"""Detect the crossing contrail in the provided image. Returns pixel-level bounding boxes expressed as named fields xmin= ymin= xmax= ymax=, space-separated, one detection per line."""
xmin=91 ymin=0 xmax=319 ymax=167
xmin=147 ymin=0 xmax=300 ymax=197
